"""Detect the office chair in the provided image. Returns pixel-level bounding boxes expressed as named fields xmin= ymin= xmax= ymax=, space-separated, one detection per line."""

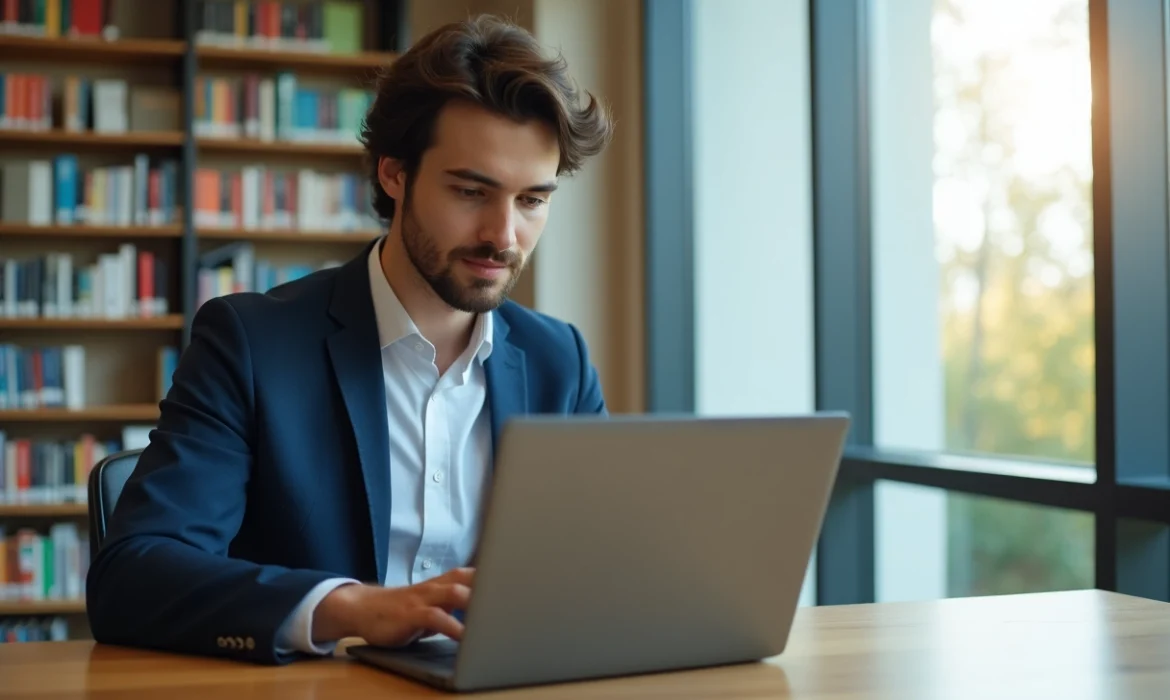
xmin=86 ymin=448 xmax=143 ymax=562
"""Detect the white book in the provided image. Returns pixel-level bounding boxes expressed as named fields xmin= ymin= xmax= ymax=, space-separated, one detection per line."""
xmin=93 ymin=80 xmax=129 ymax=134
xmin=120 ymin=167 xmax=134 ymax=227
xmin=297 ymin=170 xmax=316 ymax=231
xmin=100 ymin=254 xmax=121 ymax=319
xmin=57 ymin=254 xmax=73 ymax=318
xmin=242 ymin=167 xmax=260 ymax=230
xmin=62 ymin=345 xmax=86 ymax=410
xmin=119 ymin=243 xmax=137 ymax=317
xmin=259 ymin=79 xmax=275 ymax=142
xmin=276 ymin=74 xmax=297 ymax=141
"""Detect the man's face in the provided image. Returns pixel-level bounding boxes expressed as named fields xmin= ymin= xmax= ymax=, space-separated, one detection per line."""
xmin=382 ymin=100 xmax=561 ymax=313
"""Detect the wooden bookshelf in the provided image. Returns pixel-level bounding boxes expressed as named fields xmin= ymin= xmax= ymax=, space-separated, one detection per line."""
xmin=196 ymin=45 xmax=396 ymax=73
xmin=0 ymin=129 xmax=185 ymax=149
xmin=0 ymin=223 xmax=183 ymax=239
xmin=196 ymin=136 xmax=363 ymax=157
xmin=0 ymin=405 xmax=160 ymax=422
xmin=197 ymin=229 xmax=378 ymax=244
xmin=0 ymin=316 xmax=184 ymax=331
xmin=0 ymin=504 xmax=88 ymax=518
xmin=0 ymin=36 xmax=185 ymax=64
xmin=0 ymin=0 xmax=409 ymax=640
xmin=0 ymin=600 xmax=87 ymax=616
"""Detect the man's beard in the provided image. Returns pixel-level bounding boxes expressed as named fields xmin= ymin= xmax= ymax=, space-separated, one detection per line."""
xmin=399 ymin=196 xmax=525 ymax=313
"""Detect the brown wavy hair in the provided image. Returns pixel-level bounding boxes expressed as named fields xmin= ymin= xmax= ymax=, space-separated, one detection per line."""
xmin=359 ymin=14 xmax=614 ymax=223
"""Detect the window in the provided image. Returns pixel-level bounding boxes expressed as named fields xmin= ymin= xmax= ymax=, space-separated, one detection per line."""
xmin=877 ymin=481 xmax=1094 ymax=602
xmin=646 ymin=0 xmax=1170 ymax=608
xmin=690 ymin=0 xmax=816 ymax=604
xmin=871 ymin=0 xmax=1095 ymax=466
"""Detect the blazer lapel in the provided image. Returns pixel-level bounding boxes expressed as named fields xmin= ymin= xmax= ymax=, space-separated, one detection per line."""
xmin=484 ymin=311 xmax=528 ymax=455
xmin=326 ymin=241 xmax=391 ymax=584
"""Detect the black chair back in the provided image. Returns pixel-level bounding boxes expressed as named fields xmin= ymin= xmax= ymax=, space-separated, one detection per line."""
xmin=86 ymin=448 xmax=143 ymax=561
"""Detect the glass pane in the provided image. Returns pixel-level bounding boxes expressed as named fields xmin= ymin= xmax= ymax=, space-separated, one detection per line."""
xmin=876 ymin=481 xmax=1094 ymax=602
xmin=870 ymin=0 xmax=1095 ymax=465
xmin=691 ymin=0 xmax=817 ymax=605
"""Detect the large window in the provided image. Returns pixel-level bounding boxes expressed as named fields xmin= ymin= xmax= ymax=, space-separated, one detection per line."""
xmin=869 ymin=0 xmax=1098 ymax=603
xmin=645 ymin=0 xmax=1170 ymax=608
xmin=872 ymin=0 xmax=1094 ymax=465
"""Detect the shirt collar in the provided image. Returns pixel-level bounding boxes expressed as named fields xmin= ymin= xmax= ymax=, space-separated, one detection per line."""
xmin=367 ymin=238 xmax=494 ymax=373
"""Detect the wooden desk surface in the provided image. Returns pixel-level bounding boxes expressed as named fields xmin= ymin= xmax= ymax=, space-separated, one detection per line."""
xmin=1 ymin=589 xmax=1168 ymax=699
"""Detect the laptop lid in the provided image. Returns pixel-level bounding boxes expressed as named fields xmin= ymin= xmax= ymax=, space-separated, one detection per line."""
xmin=450 ymin=412 xmax=849 ymax=692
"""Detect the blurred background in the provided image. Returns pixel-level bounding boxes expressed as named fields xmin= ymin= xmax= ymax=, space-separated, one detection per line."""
xmin=1 ymin=0 xmax=1167 ymax=644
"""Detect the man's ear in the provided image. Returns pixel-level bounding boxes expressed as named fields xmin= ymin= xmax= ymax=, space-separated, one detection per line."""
xmin=377 ymin=156 xmax=408 ymax=201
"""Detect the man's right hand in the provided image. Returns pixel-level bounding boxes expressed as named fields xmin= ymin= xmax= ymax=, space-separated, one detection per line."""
xmin=311 ymin=567 xmax=475 ymax=647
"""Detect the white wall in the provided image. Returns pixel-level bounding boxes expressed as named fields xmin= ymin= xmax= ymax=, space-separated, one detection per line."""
xmin=870 ymin=0 xmax=948 ymax=602
xmin=692 ymin=0 xmax=817 ymax=606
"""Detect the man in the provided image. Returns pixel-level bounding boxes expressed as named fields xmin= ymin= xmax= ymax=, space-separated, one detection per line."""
xmin=85 ymin=15 xmax=613 ymax=665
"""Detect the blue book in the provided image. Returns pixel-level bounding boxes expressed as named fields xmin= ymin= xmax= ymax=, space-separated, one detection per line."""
xmin=53 ymin=155 xmax=78 ymax=225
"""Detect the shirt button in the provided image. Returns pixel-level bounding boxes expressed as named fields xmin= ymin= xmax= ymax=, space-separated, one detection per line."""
xmin=433 ymin=471 xmax=444 ymax=483
xmin=422 ymin=559 xmax=434 ymax=570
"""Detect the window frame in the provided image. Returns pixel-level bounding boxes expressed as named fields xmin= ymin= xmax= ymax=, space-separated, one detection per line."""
xmin=643 ymin=0 xmax=1170 ymax=604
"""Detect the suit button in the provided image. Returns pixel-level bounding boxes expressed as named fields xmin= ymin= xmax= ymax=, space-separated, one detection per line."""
xmin=217 ymin=637 xmax=227 ymax=648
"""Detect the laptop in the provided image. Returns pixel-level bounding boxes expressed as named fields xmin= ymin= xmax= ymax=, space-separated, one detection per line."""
xmin=347 ymin=412 xmax=850 ymax=692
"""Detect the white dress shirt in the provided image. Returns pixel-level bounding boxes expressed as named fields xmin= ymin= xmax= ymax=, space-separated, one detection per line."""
xmin=275 ymin=239 xmax=494 ymax=655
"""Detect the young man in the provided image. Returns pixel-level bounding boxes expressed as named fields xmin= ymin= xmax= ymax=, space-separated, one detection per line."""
xmin=86 ymin=15 xmax=613 ymax=665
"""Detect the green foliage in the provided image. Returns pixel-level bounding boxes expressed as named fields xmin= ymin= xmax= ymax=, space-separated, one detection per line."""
xmin=933 ymin=0 xmax=1095 ymax=596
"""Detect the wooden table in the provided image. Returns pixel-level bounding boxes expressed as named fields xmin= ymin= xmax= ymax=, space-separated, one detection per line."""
xmin=1 ymin=590 xmax=1168 ymax=699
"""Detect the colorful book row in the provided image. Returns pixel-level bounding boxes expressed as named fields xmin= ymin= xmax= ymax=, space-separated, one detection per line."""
xmin=193 ymin=72 xmax=372 ymax=146
xmin=0 ymin=344 xmax=85 ymax=411
xmin=0 ymin=246 xmax=171 ymax=320
xmin=0 ymin=156 xmax=182 ymax=227
xmin=0 ymin=524 xmax=88 ymax=605
xmin=0 ymin=0 xmax=104 ymax=39
xmin=193 ymin=165 xmax=379 ymax=233
xmin=196 ymin=241 xmax=341 ymax=308
xmin=0 ymin=433 xmax=118 ymax=505
xmin=194 ymin=0 xmax=365 ymax=55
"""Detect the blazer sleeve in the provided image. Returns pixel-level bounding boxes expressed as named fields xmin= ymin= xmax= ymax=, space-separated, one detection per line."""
xmin=85 ymin=297 xmax=339 ymax=665
xmin=569 ymin=322 xmax=607 ymax=415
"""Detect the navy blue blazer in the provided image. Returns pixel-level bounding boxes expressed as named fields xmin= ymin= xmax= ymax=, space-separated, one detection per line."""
xmin=85 ymin=239 xmax=606 ymax=664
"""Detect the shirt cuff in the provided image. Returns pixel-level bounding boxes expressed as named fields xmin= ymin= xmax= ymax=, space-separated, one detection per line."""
xmin=274 ymin=577 xmax=361 ymax=656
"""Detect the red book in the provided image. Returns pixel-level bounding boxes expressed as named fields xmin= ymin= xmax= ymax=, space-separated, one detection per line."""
xmin=71 ymin=0 xmax=103 ymax=36
xmin=16 ymin=439 xmax=30 ymax=495
xmin=138 ymin=251 xmax=154 ymax=317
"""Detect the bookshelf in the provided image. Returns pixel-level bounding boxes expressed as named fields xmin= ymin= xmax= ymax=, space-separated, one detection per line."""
xmin=0 ymin=0 xmax=406 ymax=642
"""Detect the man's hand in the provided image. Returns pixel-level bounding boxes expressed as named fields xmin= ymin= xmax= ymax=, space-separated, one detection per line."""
xmin=312 ymin=568 xmax=475 ymax=647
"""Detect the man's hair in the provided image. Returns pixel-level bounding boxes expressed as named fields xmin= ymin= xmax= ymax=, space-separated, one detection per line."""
xmin=359 ymin=14 xmax=614 ymax=223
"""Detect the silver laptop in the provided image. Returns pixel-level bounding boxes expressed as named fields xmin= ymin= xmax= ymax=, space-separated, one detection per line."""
xmin=347 ymin=412 xmax=850 ymax=692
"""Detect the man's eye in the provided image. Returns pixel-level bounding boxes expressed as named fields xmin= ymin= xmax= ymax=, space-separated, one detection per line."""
xmin=456 ymin=188 xmax=483 ymax=198
xmin=521 ymin=196 xmax=547 ymax=208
